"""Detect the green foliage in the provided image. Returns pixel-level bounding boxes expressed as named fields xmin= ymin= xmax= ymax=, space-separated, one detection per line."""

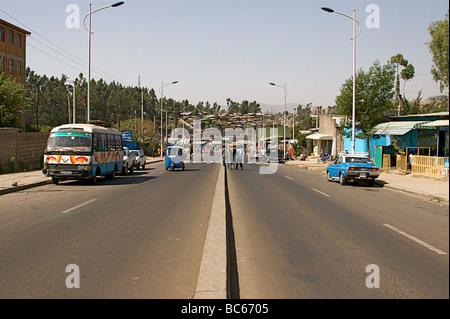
xmin=225 ymin=98 xmax=261 ymax=114
xmin=25 ymin=68 xmax=160 ymax=129
xmin=427 ymin=11 xmax=449 ymax=93
xmin=295 ymin=103 xmax=314 ymax=130
xmin=335 ymin=60 xmax=395 ymax=148
xmin=291 ymin=133 xmax=308 ymax=156
xmin=7 ymin=156 xmax=16 ymax=173
xmin=390 ymin=53 xmax=415 ymax=114
xmin=0 ymin=72 xmax=30 ymax=127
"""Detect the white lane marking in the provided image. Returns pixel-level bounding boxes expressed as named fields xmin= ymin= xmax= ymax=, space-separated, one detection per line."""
xmin=60 ymin=199 xmax=97 ymax=214
xmin=285 ymin=176 xmax=293 ymax=180
xmin=312 ymin=188 xmax=331 ymax=197
xmin=383 ymin=224 xmax=447 ymax=255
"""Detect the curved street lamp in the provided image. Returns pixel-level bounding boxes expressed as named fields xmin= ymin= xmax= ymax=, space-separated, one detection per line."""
xmin=83 ymin=1 xmax=125 ymax=123
xmin=269 ymin=82 xmax=289 ymax=159
xmin=159 ymin=81 xmax=178 ymax=154
xmin=321 ymin=7 xmax=361 ymax=154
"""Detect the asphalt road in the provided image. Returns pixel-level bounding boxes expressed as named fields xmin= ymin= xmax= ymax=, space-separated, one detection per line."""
xmin=0 ymin=162 xmax=219 ymax=298
xmin=1 ymin=159 xmax=448 ymax=300
xmin=227 ymin=163 xmax=449 ymax=299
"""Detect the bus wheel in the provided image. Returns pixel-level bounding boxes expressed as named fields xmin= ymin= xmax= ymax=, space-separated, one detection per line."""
xmin=106 ymin=168 xmax=116 ymax=180
xmin=90 ymin=169 xmax=99 ymax=185
xmin=52 ymin=177 xmax=59 ymax=185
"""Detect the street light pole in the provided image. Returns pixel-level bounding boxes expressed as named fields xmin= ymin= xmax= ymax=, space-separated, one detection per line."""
xmin=321 ymin=7 xmax=361 ymax=154
xmin=83 ymin=1 xmax=124 ymax=124
xmin=269 ymin=82 xmax=289 ymax=159
xmin=159 ymin=81 xmax=178 ymax=155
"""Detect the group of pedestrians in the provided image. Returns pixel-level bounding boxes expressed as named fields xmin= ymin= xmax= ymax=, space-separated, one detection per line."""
xmin=223 ymin=145 xmax=244 ymax=170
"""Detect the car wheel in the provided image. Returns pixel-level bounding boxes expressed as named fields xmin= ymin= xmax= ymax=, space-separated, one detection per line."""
xmin=327 ymin=171 xmax=332 ymax=182
xmin=339 ymin=173 xmax=347 ymax=185
xmin=52 ymin=177 xmax=59 ymax=185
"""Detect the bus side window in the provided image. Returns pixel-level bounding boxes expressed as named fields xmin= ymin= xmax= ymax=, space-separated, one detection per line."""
xmin=108 ymin=134 xmax=115 ymax=151
xmin=93 ymin=135 xmax=99 ymax=152
xmin=98 ymin=134 xmax=105 ymax=151
xmin=114 ymin=135 xmax=122 ymax=150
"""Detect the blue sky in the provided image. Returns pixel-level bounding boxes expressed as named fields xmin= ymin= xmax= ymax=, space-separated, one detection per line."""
xmin=1 ymin=0 xmax=448 ymax=112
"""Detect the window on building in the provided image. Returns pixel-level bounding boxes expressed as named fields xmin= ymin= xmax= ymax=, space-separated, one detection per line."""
xmin=9 ymin=59 xmax=14 ymax=74
xmin=0 ymin=56 xmax=4 ymax=71
xmin=17 ymin=61 xmax=22 ymax=75
xmin=0 ymin=26 xmax=5 ymax=41
xmin=9 ymin=30 xmax=14 ymax=45
xmin=17 ymin=33 xmax=22 ymax=47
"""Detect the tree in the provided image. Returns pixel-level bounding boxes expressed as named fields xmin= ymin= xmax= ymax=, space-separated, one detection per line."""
xmin=390 ymin=53 xmax=414 ymax=115
xmin=295 ymin=104 xmax=313 ymax=130
xmin=335 ymin=60 xmax=395 ymax=155
xmin=400 ymin=64 xmax=415 ymax=101
xmin=0 ymin=72 xmax=29 ymax=127
xmin=427 ymin=11 xmax=449 ymax=109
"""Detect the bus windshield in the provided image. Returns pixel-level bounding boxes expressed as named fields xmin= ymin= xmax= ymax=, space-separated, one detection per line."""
xmin=46 ymin=132 xmax=92 ymax=154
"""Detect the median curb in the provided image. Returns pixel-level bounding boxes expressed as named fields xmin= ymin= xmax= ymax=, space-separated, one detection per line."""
xmin=194 ymin=165 xmax=227 ymax=299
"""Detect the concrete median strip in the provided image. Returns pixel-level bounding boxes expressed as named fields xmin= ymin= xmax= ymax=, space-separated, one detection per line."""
xmin=194 ymin=166 xmax=227 ymax=299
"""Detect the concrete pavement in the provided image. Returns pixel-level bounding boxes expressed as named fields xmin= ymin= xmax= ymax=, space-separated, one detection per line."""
xmin=0 ymin=157 xmax=163 ymax=196
xmin=286 ymin=159 xmax=449 ymax=204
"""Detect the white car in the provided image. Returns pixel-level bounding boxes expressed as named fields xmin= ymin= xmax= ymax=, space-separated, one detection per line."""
xmin=130 ymin=149 xmax=146 ymax=169
xmin=122 ymin=146 xmax=136 ymax=175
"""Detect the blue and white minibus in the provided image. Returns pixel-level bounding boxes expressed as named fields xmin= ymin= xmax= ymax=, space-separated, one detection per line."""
xmin=42 ymin=124 xmax=124 ymax=184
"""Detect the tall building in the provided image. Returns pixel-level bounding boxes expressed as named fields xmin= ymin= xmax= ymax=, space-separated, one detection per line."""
xmin=0 ymin=19 xmax=31 ymax=85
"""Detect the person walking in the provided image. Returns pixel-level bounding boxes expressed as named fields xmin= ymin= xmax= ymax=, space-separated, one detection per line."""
xmin=235 ymin=145 xmax=244 ymax=170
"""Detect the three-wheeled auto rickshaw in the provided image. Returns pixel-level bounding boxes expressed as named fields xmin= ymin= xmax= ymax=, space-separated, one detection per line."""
xmin=164 ymin=145 xmax=185 ymax=171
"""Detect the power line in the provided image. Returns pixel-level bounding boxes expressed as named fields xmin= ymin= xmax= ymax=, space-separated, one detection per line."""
xmin=0 ymin=8 xmax=133 ymax=86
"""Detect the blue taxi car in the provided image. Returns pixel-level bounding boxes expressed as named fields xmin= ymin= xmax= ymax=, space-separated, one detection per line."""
xmin=326 ymin=153 xmax=380 ymax=186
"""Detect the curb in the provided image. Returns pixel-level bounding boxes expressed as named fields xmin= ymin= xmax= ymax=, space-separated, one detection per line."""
xmin=286 ymin=161 xmax=447 ymax=203
xmin=376 ymin=182 xmax=447 ymax=203
xmin=0 ymin=158 xmax=164 ymax=196
xmin=194 ymin=165 xmax=227 ymax=299
xmin=0 ymin=179 xmax=52 ymax=195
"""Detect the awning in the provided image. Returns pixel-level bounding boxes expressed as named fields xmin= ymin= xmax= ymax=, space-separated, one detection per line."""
xmin=419 ymin=119 xmax=449 ymax=128
xmin=374 ymin=128 xmax=412 ymax=135
xmin=373 ymin=121 xmax=432 ymax=135
xmin=306 ymin=133 xmax=333 ymax=140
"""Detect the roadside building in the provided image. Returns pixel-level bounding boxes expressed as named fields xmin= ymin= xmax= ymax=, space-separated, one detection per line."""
xmin=1 ymin=19 xmax=31 ymax=129
xmin=371 ymin=112 xmax=449 ymax=158
xmin=306 ymin=114 xmax=345 ymax=158
xmin=0 ymin=19 xmax=30 ymax=85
